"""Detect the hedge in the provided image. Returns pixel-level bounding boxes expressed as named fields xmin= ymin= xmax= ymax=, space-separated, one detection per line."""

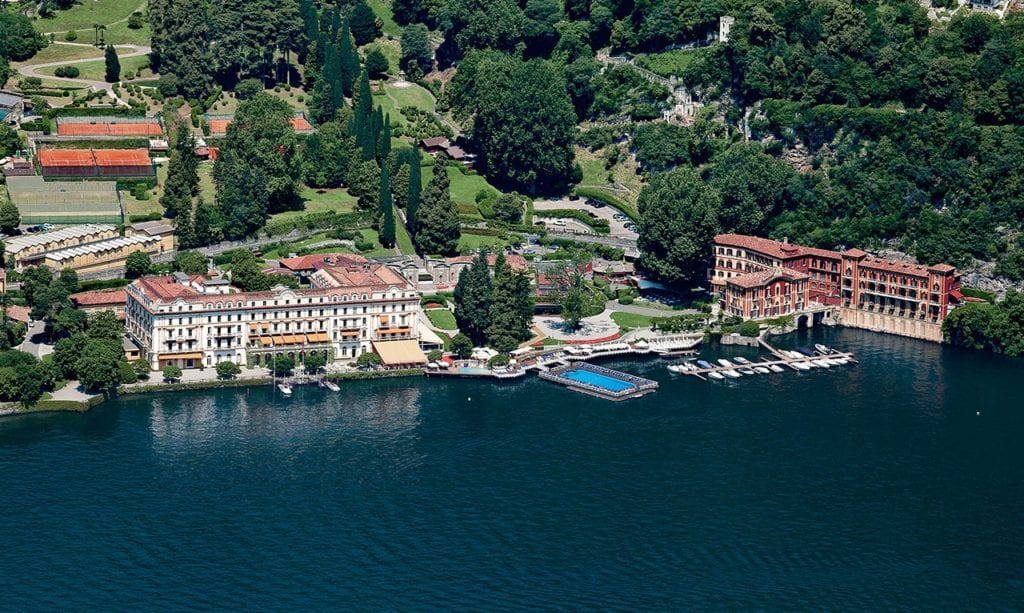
xmin=326 ymin=368 xmax=425 ymax=381
xmin=129 ymin=212 xmax=163 ymax=223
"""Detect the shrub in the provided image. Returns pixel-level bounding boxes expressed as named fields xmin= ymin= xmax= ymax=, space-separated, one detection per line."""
xmin=54 ymin=66 xmax=80 ymax=78
xmin=128 ymin=12 xmax=144 ymax=29
xmin=487 ymin=354 xmax=510 ymax=368
xmin=157 ymin=73 xmax=179 ymax=97
xmin=738 ymin=321 xmax=760 ymax=337
xmin=64 ymin=30 xmax=78 ymax=42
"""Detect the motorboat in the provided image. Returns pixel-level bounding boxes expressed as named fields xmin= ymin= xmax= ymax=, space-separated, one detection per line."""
xmin=785 ymin=350 xmax=804 ymax=360
xmin=722 ymin=369 xmax=742 ymax=378
xmin=825 ymin=358 xmax=844 ymax=367
xmin=278 ymin=383 xmax=293 ymax=396
xmin=668 ymin=364 xmax=690 ymax=373
xmin=708 ymin=371 xmax=726 ymax=380
xmin=753 ymin=366 xmax=770 ymax=374
xmin=833 ymin=358 xmax=849 ymax=366
xmin=811 ymin=359 xmax=831 ymax=368
xmin=696 ymin=360 xmax=713 ymax=369
xmin=796 ymin=348 xmax=816 ymax=358
xmin=733 ymin=357 xmax=752 ymax=365
xmin=322 ymin=380 xmax=340 ymax=392
xmin=738 ymin=367 xmax=756 ymax=376
xmin=768 ymin=364 xmax=785 ymax=373
xmin=717 ymin=359 xmax=735 ymax=368
xmin=791 ymin=361 xmax=812 ymax=371
xmin=815 ymin=344 xmax=832 ymax=355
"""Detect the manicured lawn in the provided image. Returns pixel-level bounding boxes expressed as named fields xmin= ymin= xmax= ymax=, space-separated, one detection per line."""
xmin=394 ymin=208 xmax=416 ymax=254
xmin=38 ymin=53 xmax=151 ymax=81
xmin=386 ymin=82 xmax=435 ymax=113
xmin=458 ymin=233 xmax=506 ymax=251
xmin=12 ymin=43 xmax=103 ymax=66
xmin=610 ymin=312 xmax=656 ymax=330
xmin=268 ymin=187 xmax=359 ymax=223
xmin=126 ymin=162 xmax=167 ymax=216
xmin=197 ymin=162 xmax=216 ymax=203
xmin=422 ymin=165 xmax=498 ymax=208
xmin=367 ymin=40 xmax=401 ymax=77
xmin=425 ymin=308 xmax=457 ymax=330
xmin=366 ymin=0 xmax=401 ymax=38
xmin=34 ymin=0 xmax=143 ymax=32
xmin=94 ymin=20 xmax=151 ymax=45
xmin=356 ymin=228 xmax=397 ymax=257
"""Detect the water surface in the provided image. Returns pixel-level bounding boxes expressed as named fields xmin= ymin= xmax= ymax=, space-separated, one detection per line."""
xmin=1 ymin=329 xmax=1022 ymax=609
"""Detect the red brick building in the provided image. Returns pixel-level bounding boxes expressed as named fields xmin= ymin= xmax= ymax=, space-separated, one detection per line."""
xmin=710 ymin=234 xmax=962 ymax=331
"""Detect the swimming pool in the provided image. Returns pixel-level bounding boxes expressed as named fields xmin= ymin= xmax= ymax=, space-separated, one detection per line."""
xmin=560 ymin=369 xmax=636 ymax=393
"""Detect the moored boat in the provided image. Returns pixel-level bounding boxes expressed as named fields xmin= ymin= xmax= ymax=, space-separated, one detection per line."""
xmin=696 ymin=360 xmax=713 ymax=369
xmin=323 ymin=380 xmax=340 ymax=392
xmin=811 ymin=359 xmax=831 ymax=368
xmin=717 ymin=359 xmax=735 ymax=368
xmin=708 ymin=371 xmax=725 ymax=380
xmin=278 ymin=383 xmax=293 ymax=396
xmin=733 ymin=357 xmax=752 ymax=365
xmin=753 ymin=366 xmax=770 ymax=374
xmin=738 ymin=367 xmax=756 ymax=375
xmin=815 ymin=344 xmax=832 ymax=355
xmin=722 ymin=369 xmax=742 ymax=378
xmin=769 ymin=364 xmax=785 ymax=373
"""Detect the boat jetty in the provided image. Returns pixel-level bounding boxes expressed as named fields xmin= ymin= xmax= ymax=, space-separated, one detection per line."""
xmin=671 ymin=340 xmax=857 ymax=382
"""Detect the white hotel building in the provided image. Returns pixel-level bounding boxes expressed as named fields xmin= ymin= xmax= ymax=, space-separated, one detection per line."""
xmin=125 ymin=263 xmax=427 ymax=371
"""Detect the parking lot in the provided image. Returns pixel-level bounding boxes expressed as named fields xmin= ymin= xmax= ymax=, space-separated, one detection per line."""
xmin=532 ymin=198 xmax=638 ymax=240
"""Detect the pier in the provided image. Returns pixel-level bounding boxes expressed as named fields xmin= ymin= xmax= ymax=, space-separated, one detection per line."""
xmin=674 ymin=340 xmax=858 ymax=381
xmin=539 ymin=362 xmax=659 ymax=401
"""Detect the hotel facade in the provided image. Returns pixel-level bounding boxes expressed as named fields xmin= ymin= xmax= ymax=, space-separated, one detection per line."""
xmin=710 ymin=234 xmax=963 ymax=342
xmin=126 ymin=263 xmax=425 ymax=370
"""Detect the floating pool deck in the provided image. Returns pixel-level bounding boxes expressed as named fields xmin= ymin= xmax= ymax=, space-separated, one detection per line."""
xmin=539 ymin=363 xmax=658 ymax=401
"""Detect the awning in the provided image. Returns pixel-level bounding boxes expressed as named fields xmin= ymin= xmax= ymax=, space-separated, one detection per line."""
xmin=950 ymin=289 xmax=965 ymax=301
xmin=373 ymin=339 xmax=427 ymax=366
xmin=307 ymin=332 xmax=329 ymax=343
xmin=259 ymin=337 xmax=273 ymax=346
xmin=418 ymin=326 xmax=443 ymax=347
xmin=341 ymin=330 xmax=360 ymax=338
xmin=160 ymin=352 xmax=202 ymax=360
xmin=381 ymin=327 xmax=412 ymax=335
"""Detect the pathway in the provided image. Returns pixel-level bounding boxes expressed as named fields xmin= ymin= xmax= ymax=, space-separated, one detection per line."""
xmin=16 ymin=41 xmax=152 ymax=107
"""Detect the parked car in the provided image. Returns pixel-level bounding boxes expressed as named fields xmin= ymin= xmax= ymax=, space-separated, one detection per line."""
xmin=613 ymin=213 xmax=628 ymax=221
xmin=584 ymin=210 xmax=598 ymax=218
xmin=624 ymin=222 xmax=637 ymax=231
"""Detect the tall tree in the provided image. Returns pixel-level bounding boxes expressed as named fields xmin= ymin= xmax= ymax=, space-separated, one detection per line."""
xmin=485 ymin=252 xmax=532 ymax=351
xmin=400 ymin=24 xmax=433 ymax=78
xmin=104 ymin=45 xmax=121 ymax=83
xmin=338 ymin=18 xmax=360 ymax=97
xmin=219 ymin=93 xmax=300 ymax=212
xmin=407 ymin=147 xmax=422 ymax=235
xmin=414 ymin=162 xmax=460 ymax=255
xmin=637 ymin=167 xmax=721 ymax=285
xmin=349 ymin=1 xmax=382 ymax=45
xmin=213 ymin=150 xmax=270 ymax=239
xmin=378 ymin=164 xmax=396 ymax=247
xmin=453 ymin=252 xmax=492 ymax=344
xmin=161 ymin=125 xmax=199 ymax=219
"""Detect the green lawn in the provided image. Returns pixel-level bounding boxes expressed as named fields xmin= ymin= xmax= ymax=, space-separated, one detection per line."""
xmin=12 ymin=43 xmax=103 ymax=66
xmin=356 ymin=228 xmax=397 ymax=257
xmin=610 ymin=312 xmax=656 ymax=330
xmin=425 ymin=308 xmax=457 ymax=330
xmin=422 ymin=165 xmax=498 ymax=208
xmin=366 ymin=0 xmax=401 ymax=38
xmin=94 ymin=20 xmax=151 ymax=45
xmin=458 ymin=233 xmax=506 ymax=252
xmin=366 ymin=40 xmax=401 ymax=77
xmin=394 ymin=208 xmax=416 ymax=254
xmin=268 ymin=186 xmax=359 ymax=223
xmin=38 ymin=53 xmax=150 ymax=81
xmin=126 ymin=162 xmax=167 ymax=216
xmin=34 ymin=0 xmax=143 ymax=32
xmin=386 ymin=82 xmax=435 ymax=113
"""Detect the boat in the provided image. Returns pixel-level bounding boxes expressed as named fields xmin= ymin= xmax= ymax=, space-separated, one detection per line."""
xmin=738 ymin=367 xmax=756 ymax=375
xmin=753 ymin=366 xmax=770 ymax=374
xmin=722 ymin=369 xmax=742 ymax=378
xmin=791 ymin=361 xmax=811 ymax=371
xmin=811 ymin=359 xmax=831 ymax=368
xmin=733 ymin=357 xmax=752 ymax=365
xmin=708 ymin=371 xmax=725 ymax=380
xmin=796 ymin=348 xmax=816 ymax=358
xmin=667 ymin=364 xmax=687 ymax=373
xmin=696 ymin=360 xmax=713 ymax=369
xmin=768 ymin=364 xmax=785 ymax=373
xmin=785 ymin=350 xmax=804 ymax=360
xmin=322 ymin=380 xmax=340 ymax=392
xmin=278 ymin=383 xmax=293 ymax=396
xmin=833 ymin=358 xmax=849 ymax=365
xmin=825 ymin=358 xmax=843 ymax=367
xmin=717 ymin=359 xmax=735 ymax=368
xmin=815 ymin=344 xmax=832 ymax=355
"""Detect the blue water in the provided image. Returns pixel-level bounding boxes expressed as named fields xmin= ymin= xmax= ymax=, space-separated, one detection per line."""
xmin=560 ymin=368 xmax=636 ymax=392
xmin=1 ymin=328 xmax=1023 ymax=609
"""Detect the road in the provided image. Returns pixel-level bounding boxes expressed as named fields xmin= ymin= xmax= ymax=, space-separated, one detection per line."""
xmin=532 ymin=198 xmax=638 ymax=240
xmin=16 ymin=41 xmax=152 ymax=107
xmin=18 ymin=320 xmax=53 ymax=359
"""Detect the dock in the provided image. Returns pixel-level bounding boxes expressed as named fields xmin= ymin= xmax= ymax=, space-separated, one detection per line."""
xmin=539 ymin=362 xmax=658 ymax=401
xmin=673 ymin=340 xmax=858 ymax=381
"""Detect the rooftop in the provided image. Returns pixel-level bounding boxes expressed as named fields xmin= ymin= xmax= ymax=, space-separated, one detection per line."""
xmin=0 ymin=92 xmax=23 ymax=108
xmin=44 ymin=235 xmax=159 ymax=262
xmin=70 ymin=288 xmax=127 ymax=306
xmin=4 ymin=223 xmax=115 ymax=253
xmin=312 ymin=263 xmax=412 ymax=291
xmin=129 ymin=220 xmax=175 ymax=236
xmin=727 ymin=267 xmax=809 ymax=289
xmin=278 ymin=252 xmax=368 ymax=272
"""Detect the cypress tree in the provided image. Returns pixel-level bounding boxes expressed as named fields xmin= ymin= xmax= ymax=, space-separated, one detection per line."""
xmin=104 ymin=45 xmax=121 ymax=83
xmin=407 ymin=147 xmax=421 ymax=235
xmin=485 ymin=252 xmax=531 ymax=352
xmin=414 ymin=159 xmax=460 ymax=255
xmin=377 ymin=114 xmax=392 ymax=161
xmin=193 ymin=199 xmax=212 ymax=247
xmin=379 ymin=164 xmax=395 ymax=248
xmin=366 ymin=106 xmax=383 ymax=160
xmin=174 ymin=204 xmax=195 ymax=248
xmin=338 ymin=18 xmax=359 ymax=97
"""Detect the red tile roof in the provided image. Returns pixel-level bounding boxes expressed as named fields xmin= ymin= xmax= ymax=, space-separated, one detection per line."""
xmin=727 ymin=268 xmax=808 ymax=289
xmin=857 ymin=257 xmax=933 ymax=277
xmin=278 ymin=253 xmax=367 ymax=272
xmin=420 ymin=137 xmax=449 ymax=148
xmin=7 ymin=305 xmax=30 ymax=323
xmin=71 ymin=288 xmax=127 ymax=306
xmin=714 ymin=233 xmax=805 ymax=260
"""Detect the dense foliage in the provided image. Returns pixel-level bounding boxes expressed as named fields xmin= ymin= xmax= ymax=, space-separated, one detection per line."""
xmin=943 ymin=291 xmax=1024 ymax=356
